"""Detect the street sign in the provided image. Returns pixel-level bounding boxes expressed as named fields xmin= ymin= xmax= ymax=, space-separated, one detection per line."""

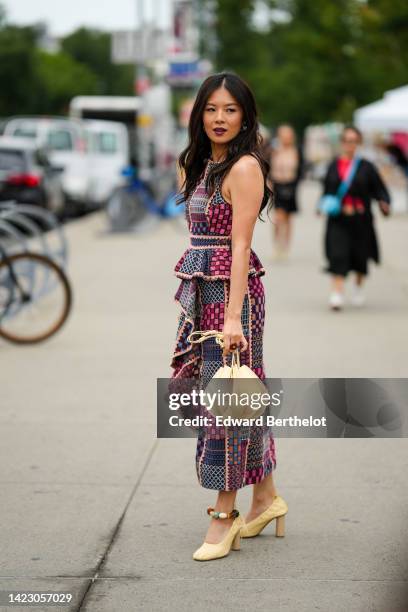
xmin=166 ymin=56 xmax=211 ymax=87
xmin=111 ymin=28 xmax=170 ymax=64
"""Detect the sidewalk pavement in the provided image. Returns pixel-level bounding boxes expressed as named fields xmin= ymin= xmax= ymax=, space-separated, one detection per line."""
xmin=1 ymin=181 xmax=408 ymax=611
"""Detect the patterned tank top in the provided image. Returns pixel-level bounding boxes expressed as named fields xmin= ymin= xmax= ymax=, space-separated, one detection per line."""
xmin=174 ymin=159 xmax=265 ymax=280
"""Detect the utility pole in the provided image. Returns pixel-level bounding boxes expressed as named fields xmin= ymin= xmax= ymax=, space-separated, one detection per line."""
xmin=135 ymin=0 xmax=149 ymax=95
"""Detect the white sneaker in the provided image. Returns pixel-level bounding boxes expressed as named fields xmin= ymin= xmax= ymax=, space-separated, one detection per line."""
xmin=350 ymin=286 xmax=365 ymax=307
xmin=329 ymin=292 xmax=344 ymax=310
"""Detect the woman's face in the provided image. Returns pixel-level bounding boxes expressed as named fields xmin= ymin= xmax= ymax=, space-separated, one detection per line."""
xmin=203 ymin=86 xmax=244 ymax=147
xmin=341 ymin=129 xmax=361 ymax=157
xmin=278 ymin=126 xmax=295 ymax=147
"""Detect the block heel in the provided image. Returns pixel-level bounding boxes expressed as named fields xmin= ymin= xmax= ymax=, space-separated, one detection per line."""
xmin=240 ymin=495 xmax=289 ymax=539
xmin=275 ymin=514 xmax=285 ymax=537
xmin=232 ymin=531 xmax=241 ymax=550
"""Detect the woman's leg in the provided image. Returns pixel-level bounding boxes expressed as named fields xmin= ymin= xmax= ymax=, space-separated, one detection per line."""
xmin=273 ymin=208 xmax=287 ymax=255
xmin=329 ymin=274 xmax=346 ymax=309
xmin=332 ymin=274 xmax=345 ymax=294
xmin=273 ymin=208 xmax=281 ymax=245
xmin=351 ymin=272 xmax=366 ymax=306
xmin=204 ymin=490 xmax=238 ymax=543
xmin=282 ymin=211 xmax=292 ymax=253
xmin=245 ymin=474 xmax=278 ymax=523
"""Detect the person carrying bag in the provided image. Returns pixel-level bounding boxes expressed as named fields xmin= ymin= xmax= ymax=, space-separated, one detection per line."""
xmin=319 ymin=156 xmax=361 ymax=216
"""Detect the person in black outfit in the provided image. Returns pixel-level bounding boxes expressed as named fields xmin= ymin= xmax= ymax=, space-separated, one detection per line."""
xmin=322 ymin=125 xmax=391 ymax=310
xmin=270 ymin=125 xmax=303 ymax=259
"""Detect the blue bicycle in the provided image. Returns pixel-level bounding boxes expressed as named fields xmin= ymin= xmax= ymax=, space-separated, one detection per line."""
xmin=106 ymin=165 xmax=185 ymax=232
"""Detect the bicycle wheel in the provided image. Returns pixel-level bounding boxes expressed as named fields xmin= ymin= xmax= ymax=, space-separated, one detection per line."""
xmin=0 ymin=252 xmax=72 ymax=344
xmin=106 ymin=187 xmax=147 ymax=231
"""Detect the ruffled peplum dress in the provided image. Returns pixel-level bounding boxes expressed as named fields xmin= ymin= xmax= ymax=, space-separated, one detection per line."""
xmin=171 ymin=159 xmax=276 ymax=491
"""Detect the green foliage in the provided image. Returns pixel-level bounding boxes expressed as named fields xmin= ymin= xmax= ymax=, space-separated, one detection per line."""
xmin=0 ymin=24 xmax=40 ymax=115
xmin=61 ymin=28 xmax=133 ymax=96
xmin=34 ymin=50 xmax=98 ymax=114
xmin=212 ymin=0 xmax=408 ymax=133
xmin=0 ymin=4 xmax=133 ymax=117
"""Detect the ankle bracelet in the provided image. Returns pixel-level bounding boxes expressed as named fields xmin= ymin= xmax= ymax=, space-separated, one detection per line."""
xmin=207 ymin=507 xmax=239 ymax=519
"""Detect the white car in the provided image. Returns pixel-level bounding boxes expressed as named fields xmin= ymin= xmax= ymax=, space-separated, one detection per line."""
xmin=82 ymin=120 xmax=130 ymax=207
xmin=2 ymin=117 xmax=89 ymax=211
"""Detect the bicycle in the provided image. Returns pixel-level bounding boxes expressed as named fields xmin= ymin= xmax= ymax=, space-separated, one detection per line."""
xmin=0 ymin=245 xmax=72 ymax=344
xmin=106 ymin=166 xmax=185 ymax=232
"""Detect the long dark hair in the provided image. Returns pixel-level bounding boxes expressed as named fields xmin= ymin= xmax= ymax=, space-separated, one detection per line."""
xmin=178 ymin=72 xmax=273 ymax=216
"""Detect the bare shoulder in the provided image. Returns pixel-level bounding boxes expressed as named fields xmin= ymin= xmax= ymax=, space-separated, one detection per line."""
xmin=229 ymin=154 xmax=263 ymax=180
xmin=223 ymin=155 xmax=263 ymax=204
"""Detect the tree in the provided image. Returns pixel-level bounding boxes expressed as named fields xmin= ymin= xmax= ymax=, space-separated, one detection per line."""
xmin=211 ymin=0 xmax=408 ymax=133
xmin=0 ymin=4 xmax=134 ymax=117
xmin=0 ymin=24 xmax=41 ymax=116
xmin=61 ymin=28 xmax=133 ymax=95
xmin=34 ymin=50 xmax=98 ymax=114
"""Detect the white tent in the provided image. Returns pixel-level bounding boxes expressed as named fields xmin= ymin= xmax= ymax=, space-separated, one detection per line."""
xmin=354 ymin=85 xmax=408 ymax=131
xmin=383 ymin=84 xmax=408 ymax=101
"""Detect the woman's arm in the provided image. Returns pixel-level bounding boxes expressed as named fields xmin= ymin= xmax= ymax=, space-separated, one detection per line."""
xmin=368 ymin=161 xmax=391 ymax=216
xmin=295 ymin=146 xmax=304 ymax=183
xmin=222 ymin=156 xmax=264 ymax=356
xmin=322 ymin=159 xmax=338 ymax=195
xmin=315 ymin=159 xmax=336 ymax=215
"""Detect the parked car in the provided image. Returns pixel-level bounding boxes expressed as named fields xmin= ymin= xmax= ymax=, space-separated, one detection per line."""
xmin=0 ymin=136 xmax=64 ymax=215
xmin=83 ymin=119 xmax=130 ymax=207
xmin=1 ymin=116 xmax=89 ymax=213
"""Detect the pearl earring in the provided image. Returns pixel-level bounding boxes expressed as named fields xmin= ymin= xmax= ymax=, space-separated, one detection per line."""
xmin=241 ymin=122 xmax=247 ymax=132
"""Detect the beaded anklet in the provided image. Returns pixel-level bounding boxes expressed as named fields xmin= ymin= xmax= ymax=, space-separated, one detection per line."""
xmin=207 ymin=507 xmax=239 ymax=519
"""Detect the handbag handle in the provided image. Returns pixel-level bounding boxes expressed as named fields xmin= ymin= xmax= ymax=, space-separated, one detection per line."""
xmin=187 ymin=330 xmax=241 ymax=367
xmin=230 ymin=348 xmax=240 ymax=369
xmin=187 ymin=330 xmax=225 ymax=347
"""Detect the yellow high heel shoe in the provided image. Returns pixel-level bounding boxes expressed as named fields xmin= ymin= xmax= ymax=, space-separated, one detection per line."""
xmin=240 ymin=495 xmax=288 ymax=538
xmin=193 ymin=508 xmax=244 ymax=561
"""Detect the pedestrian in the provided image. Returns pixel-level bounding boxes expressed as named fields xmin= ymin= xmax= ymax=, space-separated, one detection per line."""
xmin=321 ymin=125 xmax=391 ymax=310
xmin=382 ymin=140 xmax=408 ymax=177
xmin=171 ymin=72 xmax=288 ymax=561
xmin=270 ymin=124 xmax=303 ymax=259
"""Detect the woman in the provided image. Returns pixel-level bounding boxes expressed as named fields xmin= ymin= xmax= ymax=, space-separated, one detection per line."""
xmin=270 ymin=124 xmax=303 ymax=259
xmin=322 ymin=125 xmax=391 ymax=310
xmin=171 ymin=72 xmax=288 ymax=561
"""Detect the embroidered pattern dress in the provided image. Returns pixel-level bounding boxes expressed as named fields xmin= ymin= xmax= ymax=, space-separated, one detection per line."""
xmin=171 ymin=159 xmax=276 ymax=491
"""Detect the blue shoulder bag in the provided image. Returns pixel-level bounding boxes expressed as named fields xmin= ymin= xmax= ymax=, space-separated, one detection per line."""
xmin=319 ymin=157 xmax=361 ymax=216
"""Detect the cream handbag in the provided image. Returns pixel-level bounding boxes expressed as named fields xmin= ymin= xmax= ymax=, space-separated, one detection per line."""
xmin=188 ymin=330 xmax=269 ymax=420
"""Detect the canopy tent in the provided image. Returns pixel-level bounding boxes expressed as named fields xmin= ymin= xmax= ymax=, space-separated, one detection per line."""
xmin=383 ymin=85 xmax=408 ymax=101
xmin=354 ymin=86 xmax=408 ymax=131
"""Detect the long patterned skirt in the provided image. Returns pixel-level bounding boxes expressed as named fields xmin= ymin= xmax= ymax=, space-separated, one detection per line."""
xmin=172 ymin=274 xmax=277 ymax=491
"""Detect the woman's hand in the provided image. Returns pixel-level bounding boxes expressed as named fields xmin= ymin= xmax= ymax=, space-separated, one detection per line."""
xmin=222 ymin=315 xmax=248 ymax=356
xmin=379 ymin=201 xmax=391 ymax=216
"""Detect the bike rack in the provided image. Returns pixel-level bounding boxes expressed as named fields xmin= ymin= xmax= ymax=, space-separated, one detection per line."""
xmin=0 ymin=203 xmax=71 ymax=331
xmin=0 ymin=217 xmax=28 ymax=252
xmin=0 ymin=201 xmax=68 ymax=269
